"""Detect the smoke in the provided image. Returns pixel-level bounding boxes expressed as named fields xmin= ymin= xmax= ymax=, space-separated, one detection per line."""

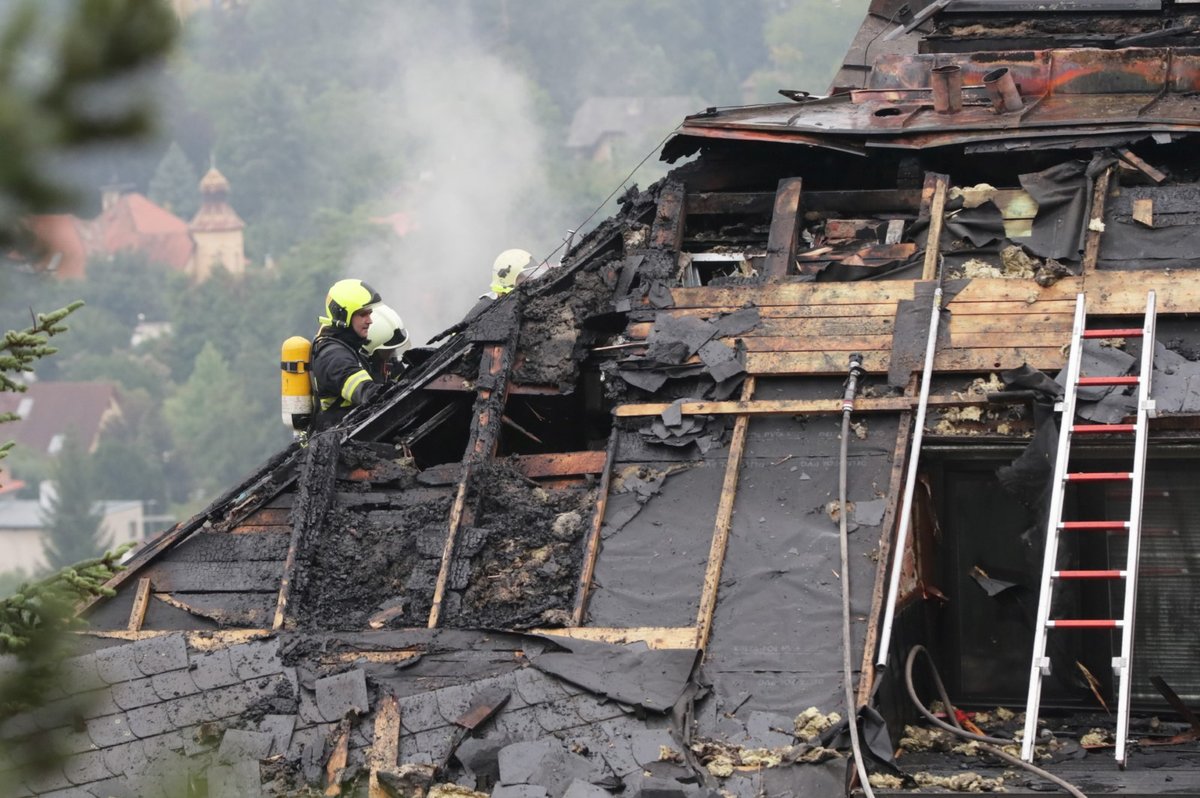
xmin=343 ymin=6 xmax=556 ymax=345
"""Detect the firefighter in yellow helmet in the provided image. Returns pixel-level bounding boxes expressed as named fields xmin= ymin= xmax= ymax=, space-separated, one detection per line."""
xmin=311 ymin=279 xmax=386 ymax=429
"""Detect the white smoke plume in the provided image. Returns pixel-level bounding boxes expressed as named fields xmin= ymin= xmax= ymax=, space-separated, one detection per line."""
xmin=343 ymin=6 xmax=556 ymax=345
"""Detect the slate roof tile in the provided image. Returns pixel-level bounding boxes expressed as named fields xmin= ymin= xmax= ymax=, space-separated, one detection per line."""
xmin=227 ymin=638 xmax=283 ymax=681
xmin=399 ymin=728 xmax=453 ymax=765
xmin=60 ymin=655 xmax=107 ymax=693
xmin=285 ymin=726 xmax=327 ymax=785
xmin=163 ymin=693 xmax=210 ymax=728
xmin=491 ymin=707 xmax=545 ymax=742
xmin=534 ymin=699 xmax=587 ymax=734
xmin=110 ymin=677 xmax=159 ymax=711
xmin=250 ymin=714 xmax=296 ymax=756
xmin=498 ymin=738 xmax=557 ymax=785
xmin=492 ymin=786 xmax=549 ymax=798
xmin=32 ymin=697 xmax=74 ymax=732
xmin=150 ymin=668 xmax=200 ymax=701
xmin=180 ymin=724 xmax=221 ymax=757
xmin=139 ymin=730 xmax=186 ymax=764
xmin=85 ymin=714 xmax=136 ymax=749
xmin=204 ymin=673 xmax=292 ymax=720
xmin=92 ymin=646 xmax=142 ymax=685
xmin=514 ymin=667 xmax=570 ymax=706
xmin=60 ymin=727 xmax=99 ymax=756
xmin=101 ymin=740 xmax=147 ymax=778
xmin=132 ymin=635 xmax=189 ymax=677
xmin=126 ymin=704 xmax=173 ymax=738
xmin=396 ymin=690 xmax=443 ymax=733
xmin=314 ymin=669 xmax=369 ymax=722
xmin=207 ymin=760 xmax=262 ymax=798
xmin=84 ymin=777 xmax=138 ymax=796
xmin=77 ymin=688 xmax=122 ymax=720
xmin=0 ymin=712 xmax=38 ymax=739
xmin=432 ymin=681 xmax=477 ymax=724
xmin=62 ymin=749 xmax=111 ymax=786
xmin=189 ymin=648 xmax=240 ymax=691
xmin=35 ymin=787 xmax=94 ymax=798
xmin=216 ymin=729 xmax=275 ymax=764
xmin=562 ymin=780 xmax=612 ymax=798
xmin=563 ymin=725 xmax=637 ymax=779
xmin=23 ymin=763 xmax=71 ymax=793
xmin=570 ymin=693 xmax=626 ymax=724
xmin=85 ymin=776 xmax=139 ymax=798
xmin=297 ymin=688 xmax=324 ymax=727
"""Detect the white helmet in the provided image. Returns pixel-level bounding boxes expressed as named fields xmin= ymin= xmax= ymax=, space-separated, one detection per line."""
xmin=365 ymin=304 xmax=412 ymax=355
xmin=491 ymin=248 xmax=534 ymax=295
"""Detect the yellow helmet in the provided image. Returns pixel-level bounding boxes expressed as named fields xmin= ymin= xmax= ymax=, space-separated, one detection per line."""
xmin=320 ymin=279 xmax=381 ymax=328
xmin=491 ymin=249 xmax=533 ymax=296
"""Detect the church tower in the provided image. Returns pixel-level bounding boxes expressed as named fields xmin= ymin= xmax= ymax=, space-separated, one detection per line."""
xmin=188 ymin=167 xmax=246 ymax=282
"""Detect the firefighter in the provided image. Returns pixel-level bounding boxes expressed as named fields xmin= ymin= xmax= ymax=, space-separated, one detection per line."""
xmin=311 ymin=278 xmax=387 ymax=429
xmin=488 ymin=248 xmax=534 ymax=298
xmin=364 ymin=303 xmax=412 ymax=382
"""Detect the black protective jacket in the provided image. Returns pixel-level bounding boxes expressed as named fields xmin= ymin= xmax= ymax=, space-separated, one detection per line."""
xmin=311 ymin=327 xmax=384 ymax=428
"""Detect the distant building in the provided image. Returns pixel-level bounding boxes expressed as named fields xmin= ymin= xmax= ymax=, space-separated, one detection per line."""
xmin=567 ymin=96 xmax=700 ymax=163
xmin=23 ymin=168 xmax=246 ymax=284
xmin=188 ymin=167 xmax=247 ymax=282
xmin=0 ymin=381 xmax=122 ymax=456
xmin=0 ymin=493 xmax=145 ymax=576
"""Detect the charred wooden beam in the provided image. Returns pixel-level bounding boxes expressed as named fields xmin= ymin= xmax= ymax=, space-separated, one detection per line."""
xmin=859 ymin=388 xmax=916 ymax=703
xmin=687 ymin=189 xmax=924 ymax=216
xmin=126 ymin=578 xmax=152 ymax=632
xmin=571 ymin=430 xmax=619 ymax=625
xmin=512 ymin=450 xmax=607 ymax=479
xmin=695 ymin=377 xmax=756 ymax=651
xmin=1082 ymin=165 xmax=1115 ymax=276
xmin=650 ymin=180 xmax=687 ymax=251
xmin=273 ymin=433 xmax=339 ymax=631
xmin=921 ymin=173 xmax=950 ymax=281
xmin=763 ymin=178 xmax=804 ymax=281
xmin=368 ymin=695 xmax=402 ymax=798
xmin=428 ymin=310 xmax=520 ymax=628
xmin=616 ymin=392 xmax=1036 ymax=418
xmin=527 ymin=625 xmax=697 ymax=649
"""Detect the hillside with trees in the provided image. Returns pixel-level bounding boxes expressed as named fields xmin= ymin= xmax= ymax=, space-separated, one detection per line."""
xmin=0 ymin=0 xmax=867 ymax=586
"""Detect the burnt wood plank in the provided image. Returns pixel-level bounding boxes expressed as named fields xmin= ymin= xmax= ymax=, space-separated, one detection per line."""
xmin=650 ymin=180 xmax=686 ymax=251
xmin=155 ymin=592 xmax=276 ymax=627
xmin=510 ymin=451 xmax=607 ymax=478
xmin=686 ymin=189 xmax=923 ymax=215
xmin=165 ymin=531 xmax=291 ymax=562
xmin=745 ymin=346 xmax=1067 ymax=376
xmin=763 ymin=177 xmax=803 ymax=281
xmin=240 ymin=507 xmax=291 ymax=526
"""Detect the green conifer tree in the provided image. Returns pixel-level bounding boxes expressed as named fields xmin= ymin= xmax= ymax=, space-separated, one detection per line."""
xmin=39 ymin=433 xmax=105 ymax=571
xmin=148 ymin=141 xmax=200 ymax=218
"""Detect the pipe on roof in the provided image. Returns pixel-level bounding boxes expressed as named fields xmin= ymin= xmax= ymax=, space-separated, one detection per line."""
xmin=984 ymin=67 xmax=1024 ymax=113
xmin=931 ymin=64 xmax=963 ymax=114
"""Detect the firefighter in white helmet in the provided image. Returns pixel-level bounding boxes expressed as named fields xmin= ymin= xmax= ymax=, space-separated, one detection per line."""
xmin=488 ymin=248 xmax=535 ymax=298
xmin=364 ymin=303 xmax=412 ymax=382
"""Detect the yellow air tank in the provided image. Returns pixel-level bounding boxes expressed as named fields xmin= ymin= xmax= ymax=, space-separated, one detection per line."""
xmin=281 ymin=336 xmax=313 ymax=432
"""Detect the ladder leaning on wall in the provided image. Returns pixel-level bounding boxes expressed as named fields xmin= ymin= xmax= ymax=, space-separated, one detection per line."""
xmin=1020 ymin=290 xmax=1157 ymax=769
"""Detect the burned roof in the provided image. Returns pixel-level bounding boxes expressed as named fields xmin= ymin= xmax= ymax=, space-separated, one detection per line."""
xmin=11 ymin=2 xmax=1200 ymax=796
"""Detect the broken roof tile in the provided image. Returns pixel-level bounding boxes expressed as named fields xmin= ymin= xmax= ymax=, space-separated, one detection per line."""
xmin=110 ymin=677 xmax=160 ymax=711
xmin=150 ymin=668 xmax=200 ymax=702
xmin=62 ymin=749 xmax=111 ymax=786
xmin=188 ymin=647 xmax=240 ymax=691
xmin=314 ymin=668 xmax=369 ymax=722
xmin=296 ymin=687 xmax=325 ymax=727
xmin=216 ymin=728 xmax=275 ymax=764
xmin=251 ymin=714 xmax=296 ymax=756
xmin=139 ymin=730 xmax=186 ymax=764
xmin=227 ymin=638 xmax=283 ymax=681
xmin=284 ymin=725 xmax=326 ymax=785
xmin=562 ymin=779 xmax=612 ymax=798
xmin=125 ymin=704 xmax=173 ymax=739
xmin=497 ymin=738 xmax=558 ymax=786
xmin=396 ymin=690 xmax=444 ymax=733
xmin=85 ymin=715 xmax=136 ymax=749
xmin=91 ymin=646 xmax=142 ymax=686
xmin=131 ymin=635 xmax=189 ymax=677
xmin=398 ymin=728 xmax=453 ymax=765
xmin=491 ymin=706 xmax=544 ymax=742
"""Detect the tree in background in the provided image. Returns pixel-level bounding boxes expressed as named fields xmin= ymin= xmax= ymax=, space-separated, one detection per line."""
xmin=148 ymin=141 xmax=201 ymax=218
xmin=39 ymin=434 xmax=105 ymax=570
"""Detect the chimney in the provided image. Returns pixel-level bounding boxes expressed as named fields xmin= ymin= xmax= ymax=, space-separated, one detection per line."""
xmin=931 ymin=65 xmax=963 ymax=114
xmin=984 ymin=67 xmax=1024 ymax=113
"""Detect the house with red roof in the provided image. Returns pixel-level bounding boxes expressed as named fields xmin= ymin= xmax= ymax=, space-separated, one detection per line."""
xmin=0 ymin=381 xmax=122 ymax=456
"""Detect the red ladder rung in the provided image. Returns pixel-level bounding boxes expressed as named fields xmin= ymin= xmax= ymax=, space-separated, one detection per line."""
xmin=1082 ymin=328 xmax=1143 ymax=338
xmin=1053 ymin=569 xmax=1125 ymax=579
xmin=1048 ymin=619 xmax=1123 ymax=629
xmin=1066 ymin=472 xmax=1132 ymax=482
xmin=1072 ymin=423 xmax=1136 ymax=434
xmin=1060 ymin=520 xmax=1130 ymax=531
xmin=1077 ymin=375 xmax=1139 ymax=386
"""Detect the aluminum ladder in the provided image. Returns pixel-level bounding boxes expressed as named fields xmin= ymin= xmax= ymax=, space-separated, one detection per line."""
xmin=1020 ymin=290 xmax=1157 ymax=768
